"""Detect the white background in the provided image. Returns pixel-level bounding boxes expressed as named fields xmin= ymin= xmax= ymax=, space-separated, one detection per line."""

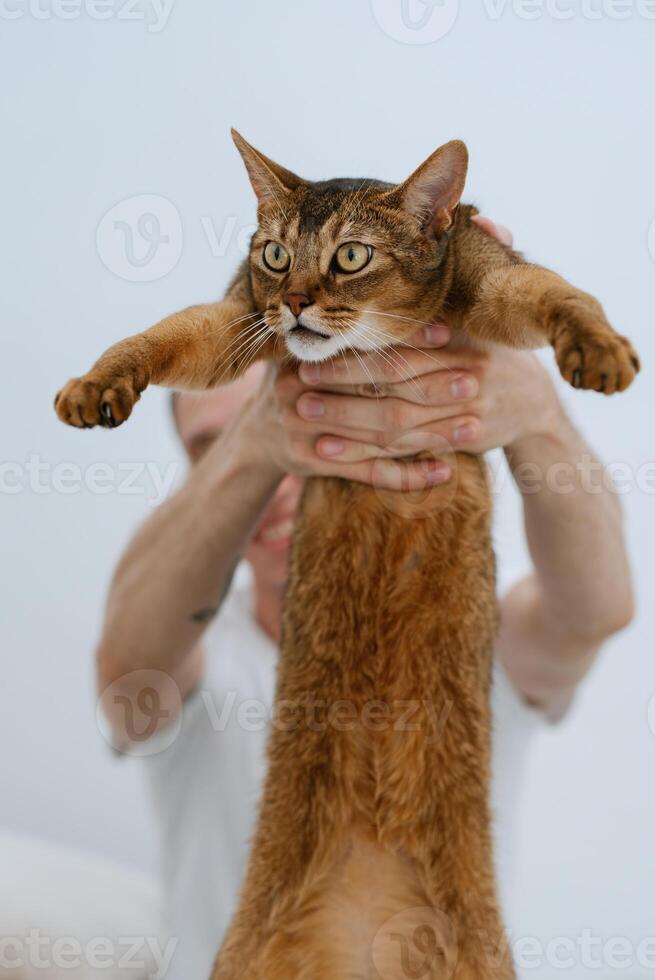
xmin=1 ymin=1 xmax=654 ymax=976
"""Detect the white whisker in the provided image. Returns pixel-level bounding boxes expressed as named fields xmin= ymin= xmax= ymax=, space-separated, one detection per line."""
xmin=216 ymin=318 xmax=269 ymax=363
xmin=351 ymin=319 xmax=430 ymax=404
xmin=205 ymin=308 xmax=265 ymax=343
xmin=240 ymin=325 xmax=274 ymax=375
xmin=356 ymin=316 xmax=457 ymax=379
xmin=214 ymin=322 xmax=271 ymax=383
xmin=338 ymin=348 xmax=356 ymax=389
xmin=358 ymin=309 xmax=436 ymax=328
xmin=350 ymin=346 xmax=380 ymax=396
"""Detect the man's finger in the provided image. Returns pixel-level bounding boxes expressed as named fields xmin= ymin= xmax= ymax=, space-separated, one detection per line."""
xmin=401 ymin=323 xmax=450 ymax=349
xmin=297 ymin=390 xmax=468 ymax=434
xmin=367 ymin=455 xmax=452 ymax=491
xmin=326 ymin=456 xmax=452 ymax=491
xmin=300 ymin=448 xmax=452 ymax=490
xmin=313 ymin=415 xmax=481 ymax=459
xmin=314 ymin=429 xmax=449 ymax=463
xmin=471 ymin=214 xmax=514 ymax=248
xmin=297 ymin=367 xmax=478 ymax=423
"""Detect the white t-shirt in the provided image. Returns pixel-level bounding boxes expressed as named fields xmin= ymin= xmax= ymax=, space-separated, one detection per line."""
xmin=144 ymin=553 xmax=542 ymax=980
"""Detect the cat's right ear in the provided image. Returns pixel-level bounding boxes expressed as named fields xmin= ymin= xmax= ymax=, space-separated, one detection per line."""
xmin=231 ymin=129 xmax=305 ymax=209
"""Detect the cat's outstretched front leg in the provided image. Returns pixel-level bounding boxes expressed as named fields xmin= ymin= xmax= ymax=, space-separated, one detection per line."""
xmin=468 ymin=263 xmax=639 ymax=393
xmin=55 ymin=287 xmax=278 ymax=428
xmin=454 ymin=217 xmax=640 ymax=395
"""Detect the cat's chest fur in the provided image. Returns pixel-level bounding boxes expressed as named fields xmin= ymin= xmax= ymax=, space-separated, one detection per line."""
xmin=280 ymin=460 xmax=497 ymax=824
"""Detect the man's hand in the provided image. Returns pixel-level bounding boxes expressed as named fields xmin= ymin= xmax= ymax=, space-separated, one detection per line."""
xmin=294 ymin=336 xmax=558 ymax=459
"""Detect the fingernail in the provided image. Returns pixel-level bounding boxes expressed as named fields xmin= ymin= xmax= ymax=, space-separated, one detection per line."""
xmin=300 ymin=364 xmax=320 ymax=384
xmin=319 ymin=437 xmax=344 ymax=457
xmin=424 ymin=324 xmax=450 ymax=346
xmin=451 ymin=375 xmax=478 ymax=400
xmin=420 ymin=459 xmax=450 ymax=484
xmin=427 ymin=469 xmax=450 ymax=485
xmin=298 ymin=395 xmax=324 ymax=419
xmin=453 ymin=422 xmax=477 ymax=444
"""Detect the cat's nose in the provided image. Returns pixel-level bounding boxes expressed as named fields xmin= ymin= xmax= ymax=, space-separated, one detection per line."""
xmin=283 ymin=292 xmax=312 ymax=318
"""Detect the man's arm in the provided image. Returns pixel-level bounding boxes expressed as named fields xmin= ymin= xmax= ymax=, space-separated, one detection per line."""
xmin=498 ymin=411 xmax=634 ymax=721
xmin=96 ymin=400 xmax=285 ymax=744
xmin=472 ymin=217 xmax=634 ymax=718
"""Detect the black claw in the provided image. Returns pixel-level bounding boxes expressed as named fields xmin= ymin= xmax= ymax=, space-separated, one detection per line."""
xmin=100 ymin=402 xmax=116 ymax=427
xmin=599 ymin=373 xmax=607 ymax=393
xmin=572 ymin=368 xmax=582 ymax=388
xmin=631 ymin=356 xmax=640 ymax=373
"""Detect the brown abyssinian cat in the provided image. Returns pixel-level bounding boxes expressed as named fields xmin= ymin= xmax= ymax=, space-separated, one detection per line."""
xmin=56 ymin=131 xmax=639 ymax=979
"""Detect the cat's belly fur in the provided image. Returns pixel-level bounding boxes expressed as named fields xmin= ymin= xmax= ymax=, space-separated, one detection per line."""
xmin=213 ymin=455 xmax=510 ymax=979
xmin=285 ymin=832 xmax=456 ymax=980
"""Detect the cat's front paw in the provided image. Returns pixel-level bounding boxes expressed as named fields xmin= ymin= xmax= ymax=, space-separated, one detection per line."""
xmin=553 ymin=307 xmax=640 ymax=394
xmin=54 ymin=373 xmax=140 ymax=428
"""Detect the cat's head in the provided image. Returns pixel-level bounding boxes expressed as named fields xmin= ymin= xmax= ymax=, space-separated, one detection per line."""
xmin=233 ymin=130 xmax=468 ymax=363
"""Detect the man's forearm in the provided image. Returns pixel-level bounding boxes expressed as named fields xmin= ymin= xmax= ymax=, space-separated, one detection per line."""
xmin=499 ymin=404 xmax=633 ymax=716
xmin=506 ymin=407 xmax=633 ymax=641
xmin=97 ymin=425 xmax=282 ymax=685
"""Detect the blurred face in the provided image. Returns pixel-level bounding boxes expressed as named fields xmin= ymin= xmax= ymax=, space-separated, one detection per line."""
xmin=174 ymin=365 xmax=304 ymax=589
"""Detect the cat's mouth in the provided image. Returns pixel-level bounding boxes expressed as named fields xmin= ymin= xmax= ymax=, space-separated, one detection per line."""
xmin=284 ymin=317 xmax=344 ymax=363
xmin=290 ymin=324 xmax=330 ymax=343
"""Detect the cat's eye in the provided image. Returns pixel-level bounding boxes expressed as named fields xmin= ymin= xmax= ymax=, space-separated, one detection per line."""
xmin=263 ymin=241 xmax=290 ymax=272
xmin=333 ymin=242 xmax=373 ymax=274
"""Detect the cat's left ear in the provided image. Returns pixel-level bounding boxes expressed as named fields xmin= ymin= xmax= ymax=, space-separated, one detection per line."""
xmin=231 ymin=129 xmax=305 ymax=209
xmin=386 ymin=140 xmax=469 ymax=236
